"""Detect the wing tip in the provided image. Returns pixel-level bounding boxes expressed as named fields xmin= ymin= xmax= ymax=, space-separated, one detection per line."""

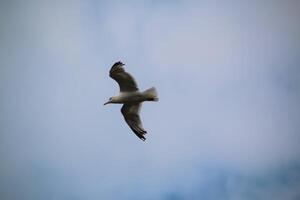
xmin=133 ymin=128 xmax=147 ymax=141
xmin=112 ymin=61 xmax=125 ymax=68
xmin=130 ymin=124 xmax=147 ymax=141
xmin=138 ymin=134 xmax=146 ymax=141
xmin=109 ymin=61 xmax=126 ymax=77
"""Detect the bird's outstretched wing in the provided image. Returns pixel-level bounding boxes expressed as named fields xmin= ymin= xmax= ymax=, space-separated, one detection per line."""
xmin=109 ymin=62 xmax=139 ymax=92
xmin=121 ymin=103 xmax=147 ymax=141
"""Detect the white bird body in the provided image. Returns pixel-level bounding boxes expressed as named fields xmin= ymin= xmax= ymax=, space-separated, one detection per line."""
xmin=104 ymin=61 xmax=158 ymax=141
xmin=110 ymin=88 xmax=158 ymax=104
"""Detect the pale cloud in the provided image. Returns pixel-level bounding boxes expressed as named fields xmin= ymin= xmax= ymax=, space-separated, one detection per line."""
xmin=1 ymin=0 xmax=300 ymax=199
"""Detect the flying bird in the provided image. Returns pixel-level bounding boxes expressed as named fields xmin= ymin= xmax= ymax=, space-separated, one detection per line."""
xmin=104 ymin=61 xmax=158 ymax=141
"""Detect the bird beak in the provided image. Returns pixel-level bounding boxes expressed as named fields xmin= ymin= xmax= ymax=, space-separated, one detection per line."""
xmin=103 ymin=101 xmax=110 ymax=105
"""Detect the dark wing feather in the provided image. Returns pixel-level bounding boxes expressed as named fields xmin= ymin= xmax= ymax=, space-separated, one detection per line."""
xmin=109 ymin=62 xmax=139 ymax=92
xmin=121 ymin=103 xmax=147 ymax=141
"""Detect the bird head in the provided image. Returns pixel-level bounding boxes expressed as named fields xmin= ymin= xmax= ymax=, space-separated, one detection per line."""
xmin=103 ymin=97 xmax=114 ymax=105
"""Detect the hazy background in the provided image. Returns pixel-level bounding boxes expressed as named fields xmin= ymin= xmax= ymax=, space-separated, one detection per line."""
xmin=1 ymin=1 xmax=300 ymax=199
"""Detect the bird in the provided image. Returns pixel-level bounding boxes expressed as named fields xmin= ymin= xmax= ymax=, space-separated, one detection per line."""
xmin=104 ymin=61 xmax=158 ymax=141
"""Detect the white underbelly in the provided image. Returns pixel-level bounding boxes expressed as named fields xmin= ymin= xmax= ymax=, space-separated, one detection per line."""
xmin=118 ymin=92 xmax=145 ymax=103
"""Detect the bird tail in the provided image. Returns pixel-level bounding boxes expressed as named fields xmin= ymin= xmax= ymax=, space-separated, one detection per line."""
xmin=143 ymin=87 xmax=159 ymax=102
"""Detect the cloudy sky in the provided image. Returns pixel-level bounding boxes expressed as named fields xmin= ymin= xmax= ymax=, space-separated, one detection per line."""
xmin=1 ymin=0 xmax=300 ymax=199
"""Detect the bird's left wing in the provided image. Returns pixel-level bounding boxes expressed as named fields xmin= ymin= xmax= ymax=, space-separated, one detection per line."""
xmin=109 ymin=62 xmax=139 ymax=92
xmin=121 ymin=103 xmax=147 ymax=141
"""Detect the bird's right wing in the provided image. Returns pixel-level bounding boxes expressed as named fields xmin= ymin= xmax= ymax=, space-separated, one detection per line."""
xmin=121 ymin=103 xmax=147 ymax=141
xmin=109 ymin=62 xmax=139 ymax=92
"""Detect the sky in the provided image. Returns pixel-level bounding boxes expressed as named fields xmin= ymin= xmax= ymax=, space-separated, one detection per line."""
xmin=0 ymin=0 xmax=300 ymax=199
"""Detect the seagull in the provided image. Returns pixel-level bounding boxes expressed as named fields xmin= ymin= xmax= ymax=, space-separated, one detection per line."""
xmin=104 ymin=61 xmax=158 ymax=141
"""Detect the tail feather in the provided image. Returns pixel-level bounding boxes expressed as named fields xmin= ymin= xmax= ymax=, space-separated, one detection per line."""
xmin=143 ymin=87 xmax=159 ymax=102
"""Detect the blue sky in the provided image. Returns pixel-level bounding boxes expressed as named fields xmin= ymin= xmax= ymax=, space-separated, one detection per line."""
xmin=1 ymin=1 xmax=300 ymax=199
